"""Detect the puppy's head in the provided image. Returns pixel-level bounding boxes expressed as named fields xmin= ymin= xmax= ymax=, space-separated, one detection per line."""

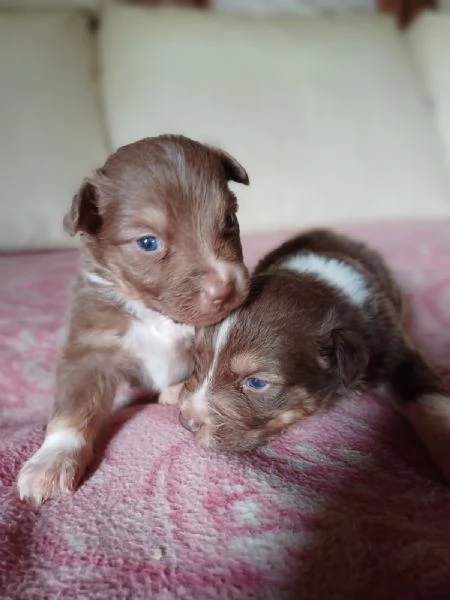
xmin=64 ymin=135 xmax=250 ymax=326
xmin=178 ymin=272 xmax=369 ymax=451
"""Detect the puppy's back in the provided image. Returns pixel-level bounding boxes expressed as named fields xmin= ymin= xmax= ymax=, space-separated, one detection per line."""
xmin=255 ymin=228 xmax=403 ymax=315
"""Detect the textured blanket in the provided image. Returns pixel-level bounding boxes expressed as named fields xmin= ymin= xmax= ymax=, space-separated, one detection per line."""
xmin=1 ymin=222 xmax=450 ymax=600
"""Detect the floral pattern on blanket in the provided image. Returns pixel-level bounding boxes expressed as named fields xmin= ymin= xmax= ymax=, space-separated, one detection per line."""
xmin=1 ymin=222 xmax=450 ymax=600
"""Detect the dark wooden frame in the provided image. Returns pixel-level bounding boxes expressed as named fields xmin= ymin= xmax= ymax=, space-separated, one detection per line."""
xmin=134 ymin=0 xmax=435 ymax=29
xmin=378 ymin=0 xmax=436 ymax=27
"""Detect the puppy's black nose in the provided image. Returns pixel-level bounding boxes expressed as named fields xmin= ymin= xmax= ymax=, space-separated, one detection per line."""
xmin=179 ymin=410 xmax=202 ymax=434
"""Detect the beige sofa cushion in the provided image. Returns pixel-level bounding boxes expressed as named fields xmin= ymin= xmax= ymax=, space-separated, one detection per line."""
xmin=408 ymin=12 xmax=450 ymax=172
xmin=99 ymin=4 xmax=450 ymax=234
xmin=0 ymin=1 xmax=102 ymax=9
xmin=0 ymin=12 xmax=108 ymax=250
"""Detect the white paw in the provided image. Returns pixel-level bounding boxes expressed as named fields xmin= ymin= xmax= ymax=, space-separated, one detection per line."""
xmin=158 ymin=383 xmax=183 ymax=406
xmin=17 ymin=430 xmax=88 ymax=504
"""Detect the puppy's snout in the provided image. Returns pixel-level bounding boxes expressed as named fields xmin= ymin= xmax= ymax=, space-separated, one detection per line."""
xmin=202 ymin=275 xmax=234 ymax=305
xmin=196 ymin=263 xmax=249 ymax=324
xmin=179 ymin=410 xmax=203 ymax=434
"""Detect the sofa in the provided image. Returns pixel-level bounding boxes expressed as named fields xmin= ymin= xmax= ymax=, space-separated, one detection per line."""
xmin=1 ymin=1 xmax=450 ymax=250
xmin=1 ymin=2 xmax=450 ymax=598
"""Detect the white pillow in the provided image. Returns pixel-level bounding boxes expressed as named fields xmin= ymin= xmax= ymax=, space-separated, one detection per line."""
xmin=408 ymin=12 xmax=450 ymax=172
xmin=99 ymin=4 xmax=450 ymax=233
xmin=0 ymin=0 xmax=103 ymax=9
xmin=0 ymin=12 xmax=108 ymax=250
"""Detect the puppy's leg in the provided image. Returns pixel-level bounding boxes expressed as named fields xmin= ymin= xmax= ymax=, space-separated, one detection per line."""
xmin=18 ymin=353 xmax=118 ymax=504
xmin=385 ymin=345 xmax=450 ymax=481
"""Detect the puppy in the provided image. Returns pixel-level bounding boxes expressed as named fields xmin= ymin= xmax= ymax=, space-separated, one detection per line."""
xmin=179 ymin=229 xmax=450 ymax=481
xmin=18 ymin=135 xmax=250 ymax=503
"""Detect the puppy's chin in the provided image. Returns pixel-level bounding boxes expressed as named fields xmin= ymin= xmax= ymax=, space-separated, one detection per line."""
xmin=196 ymin=410 xmax=308 ymax=453
xmin=193 ymin=425 xmax=215 ymax=450
xmin=165 ymin=294 xmax=248 ymax=327
xmin=195 ymin=423 xmax=269 ymax=454
xmin=188 ymin=309 xmax=235 ymax=328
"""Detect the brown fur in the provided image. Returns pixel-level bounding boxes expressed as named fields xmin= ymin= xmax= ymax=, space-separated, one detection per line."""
xmin=179 ymin=229 xmax=450 ymax=482
xmin=17 ymin=135 xmax=250 ymax=503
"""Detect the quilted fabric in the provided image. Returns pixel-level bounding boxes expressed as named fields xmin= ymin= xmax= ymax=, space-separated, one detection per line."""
xmin=1 ymin=222 xmax=450 ymax=600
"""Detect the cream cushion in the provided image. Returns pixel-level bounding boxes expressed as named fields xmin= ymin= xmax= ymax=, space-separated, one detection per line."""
xmin=0 ymin=0 xmax=103 ymax=9
xmin=0 ymin=12 xmax=108 ymax=250
xmin=408 ymin=13 xmax=450 ymax=172
xmin=99 ymin=4 xmax=450 ymax=234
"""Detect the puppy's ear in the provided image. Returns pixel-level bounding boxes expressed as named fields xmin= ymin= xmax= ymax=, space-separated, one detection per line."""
xmin=318 ymin=313 xmax=369 ymax=388
xmin=329 ymin=328 xmax=369 ymax=388
xmin=63 ymin=179 xmax=102 ymax=237
xmin=215 ymin=148 xmax=249 ymax=186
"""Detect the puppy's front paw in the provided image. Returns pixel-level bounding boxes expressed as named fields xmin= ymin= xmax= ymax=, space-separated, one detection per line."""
xmin=17 ymin=431 xmax=89 ymax=504
xmin=158 ymin=383 xmax=183 ymax=406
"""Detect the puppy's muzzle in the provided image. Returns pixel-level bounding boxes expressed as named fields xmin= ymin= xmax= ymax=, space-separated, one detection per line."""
xmin=179 ymin=410 xmax=203 ymax=434
xmin=198 ymin=264 xmax=249 ymax=320
xmin=202 ymin=275 xmax=235 ymax=306
xmin=200 ymin=273 xmax=236 ymax=314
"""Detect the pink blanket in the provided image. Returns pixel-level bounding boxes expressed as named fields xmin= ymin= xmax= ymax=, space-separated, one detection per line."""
xmin=1 ymin=222 xmax=450 ymax=599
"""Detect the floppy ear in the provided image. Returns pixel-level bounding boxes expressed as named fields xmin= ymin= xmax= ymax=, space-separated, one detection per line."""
xmin=329 ymin=328 xmax=369 ymax=388
xmin=319 ymin=320 xmax=369 ymax=388
xmin=63 ymin=180 xmax=102 ymax=237
xmin=215 ymin=148 xmax=249 ymax=186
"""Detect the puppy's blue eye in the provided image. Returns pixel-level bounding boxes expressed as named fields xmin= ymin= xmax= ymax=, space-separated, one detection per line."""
xmin=137 ymin=236 xmax=161 ymax=252
xmin=244 ymin=377 xmax=268 ymax=391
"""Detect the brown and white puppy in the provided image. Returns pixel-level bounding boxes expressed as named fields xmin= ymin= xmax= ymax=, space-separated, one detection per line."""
xmin=179 ymin=229 xmax=450 ymax=481
xmin=18 ymin=135 xmax=250 ymax=503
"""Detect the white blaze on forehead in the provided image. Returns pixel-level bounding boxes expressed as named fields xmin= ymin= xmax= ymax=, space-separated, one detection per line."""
xmin=282 ymin=253 xmax=369 ymax=307
xmin=185 ymin=312 xmax=238 ymax=417
xmin=212 ymin=311 xmax=238 ymax=360
xmin=184 ymin=379 xmax=209 ymax=421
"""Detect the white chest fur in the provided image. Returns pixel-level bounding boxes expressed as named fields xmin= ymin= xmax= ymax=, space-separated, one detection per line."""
xmin=121 ymin=300 xmax=195 ymax=392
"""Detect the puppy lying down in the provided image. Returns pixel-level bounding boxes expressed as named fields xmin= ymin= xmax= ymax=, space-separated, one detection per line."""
xmin=179 ymin=229 xmax=450 ymax=481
